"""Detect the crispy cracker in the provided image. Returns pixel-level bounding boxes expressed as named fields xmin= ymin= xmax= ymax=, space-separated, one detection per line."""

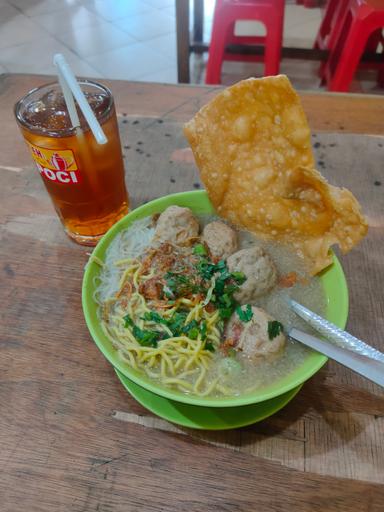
xmin=184 ymin=75 xmax=367 ymax=274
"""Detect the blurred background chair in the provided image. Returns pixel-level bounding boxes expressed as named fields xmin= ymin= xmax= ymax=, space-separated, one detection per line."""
xmin=205 ymin=0 xmax=285 ymax=84
xmin=318 ymin=0 xmax=384 ymax=91
xmin=314 ymin=0 xmax=349 ymax=51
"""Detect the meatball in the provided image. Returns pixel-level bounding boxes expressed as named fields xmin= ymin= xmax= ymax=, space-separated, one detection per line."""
xmin=153 ymin=205 xmax=199 ymax=246
xmin=225 ymin=307 xmax=286 ymax=362
xmin=202 ymin=221 xmax=238 ymax=261
xmin=226 ymin=246 xmax=277 ymax=304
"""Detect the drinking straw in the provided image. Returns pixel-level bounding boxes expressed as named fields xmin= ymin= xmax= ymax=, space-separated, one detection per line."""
xmin=55 ymin=66 xmax=80 ymax=128
xmin=53 ymin=53 xmax=107 ymax=145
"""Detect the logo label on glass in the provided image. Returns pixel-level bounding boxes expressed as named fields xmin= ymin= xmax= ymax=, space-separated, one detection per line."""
xmin=27 ymin=142 xmax=81 ymax=185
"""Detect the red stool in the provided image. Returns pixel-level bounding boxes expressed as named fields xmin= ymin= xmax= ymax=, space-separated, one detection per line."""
xmin=205 ymin=0 xmax=285 ymax=85
xmin=314 ymin=0 xmax=349 ymax=79
xmin=323 ymin=0 xmax=384 ymax=91
xmin=314 ymin=0 xmax=349 ymax=50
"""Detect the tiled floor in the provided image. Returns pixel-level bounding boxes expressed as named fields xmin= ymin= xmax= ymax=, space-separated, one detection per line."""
xmin=0 ymin=0 xmax=381 ymax=92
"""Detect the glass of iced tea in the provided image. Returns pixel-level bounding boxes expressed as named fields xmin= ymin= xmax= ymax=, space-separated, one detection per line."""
xmin=14 ymin=80 xmax=129 ymax=246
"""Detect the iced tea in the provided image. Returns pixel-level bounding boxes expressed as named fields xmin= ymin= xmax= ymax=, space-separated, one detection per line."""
xmin=15 ymin=80 xmax=129 ymax=245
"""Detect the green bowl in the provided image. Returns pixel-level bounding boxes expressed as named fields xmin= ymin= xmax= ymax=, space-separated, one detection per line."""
xmin=114 ymin=369 xmax=304 ymax=430
xmin=82 ymin=190 xmax=349 ymax=408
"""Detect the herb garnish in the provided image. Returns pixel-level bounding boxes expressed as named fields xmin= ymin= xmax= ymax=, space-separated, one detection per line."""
xmin=187 ymin=327 xmax=199 ymax=340
xmin=125 ymin=251 xmax=248 ymax=351
xmin=193 ymin=243 xmax=207 ymax=256
xmin=231 ymin=271 xmax=246 ymax=285
xmin=267 ymin=320 xmax=284 ymax=340
xmin=124 ymin=313 xmax=162 ymax=347
xmin=195 ymin=256 xmax=246 ymax=323
xmin=142 ymin=311 xmax=168 ymax=324
xmin=236 ymin=304 xmax=253 ymax=322
xmin=132 ymin=325 xmax=161 ymax=347
xmin=123 ymin=314 xmax=134 ymax=328
xmin=181 ymin=319 xmax=198 ymax=336
xmin=167 ymin=311 xmax=188 ymax=335
xmin=164 ymin=271 xmax=204 ymax=298
xmin=219 ymin=307 xmax=233 ymax=319
xmin=124 ymin=309 xmax=214 ymax=350
xmin=204 ymin=342 xmax=215 ymax=352
xmin=199 ymin=320 xmax=208 ymax=341
xmin=197 ymin=260 xmax=217 ymax=280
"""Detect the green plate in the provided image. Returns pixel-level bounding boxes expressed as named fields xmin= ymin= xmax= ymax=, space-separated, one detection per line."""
xmin=82 ymin=190 xmax=349 ymax=408
xmin=115 ymin=369 xmax=303 ymax=430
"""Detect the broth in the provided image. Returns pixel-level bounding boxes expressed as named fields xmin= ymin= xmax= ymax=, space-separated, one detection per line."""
xmin=96 ymin=214 xmax=326 ymax=397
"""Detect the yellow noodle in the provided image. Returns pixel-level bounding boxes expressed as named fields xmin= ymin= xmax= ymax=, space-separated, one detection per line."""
xmin=206 ymin=310 xmax=219 ymax=327
xmin=160 ymin=356 xmax=166 ymax=379
xmin=145 ymin=368 xmax=162 ymax=380
xmin=100 ymin=256 xmax=226 ymax=397
xmin=216 ymin=383 xmax=232 ymax=395
xmin=118 ymin=264 xmax=138 ymax=290
xmin=147 ymin=356 xmax=157 ymax=368
xmin=118 ymin=348 xmax=137 ymax=369
xmin=198 ymin=354 xmax=211 ymax=370
xmin=184 ymin=352 xmax=200 ymax=371
xmin=174 ymin=355 xmax=188 ymax=371
xmin=185 ymin=303 xmax=199 ymax=324
xmin=199 ymin=378 xmax=220 ymax=397
xmin=193 ymin=367 xmax=206 ymax=393
xmin=161 ymin=351 xmax=176 ymax=376
xmin=179 ymin=298 xmax=193 ymax=306
xmin=132 ymin=266 xmax=143 ymax=288
xmin=89 ymin=254 xmax=105 ymax=267
xmin=140 ymin=269 xmax=156 ymax=281
xmin=166 ymin=369 xmax=198 ymax=380
xmin=160 ymin=378 xmax=194 ymax=391
xmin=114 ymin=257 xmax=136 ymax=267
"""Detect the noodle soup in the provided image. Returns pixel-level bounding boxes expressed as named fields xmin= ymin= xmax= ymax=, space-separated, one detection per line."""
xmin=94 ymin=208 xmax=326 ymax=398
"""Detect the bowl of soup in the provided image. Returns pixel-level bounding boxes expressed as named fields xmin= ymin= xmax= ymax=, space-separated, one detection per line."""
xmin=82 ymin=190 xmax=348 ymax=408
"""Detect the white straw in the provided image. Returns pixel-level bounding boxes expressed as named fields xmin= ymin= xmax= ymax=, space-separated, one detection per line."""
xmin=53 ymin=53 xmax=107 ymax=145
xmin=56 ymin=66 xmax=80 ymax=128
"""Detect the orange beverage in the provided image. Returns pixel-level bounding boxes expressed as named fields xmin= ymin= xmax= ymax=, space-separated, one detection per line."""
xmin=15 ymin=80 xmax=129 ymax=246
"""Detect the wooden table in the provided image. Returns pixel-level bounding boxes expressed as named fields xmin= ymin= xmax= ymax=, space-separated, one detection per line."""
xmin=1 ymin=74 xmax=383 ymax=511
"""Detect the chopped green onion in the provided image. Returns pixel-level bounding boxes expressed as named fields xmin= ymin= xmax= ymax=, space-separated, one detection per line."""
xmin=132 ymin=325 xmax=160 ymax=347
xmin=167 ymin=311 xmax=188 ymax=336
xmin=267 ymin=320 xmax=284 ymax=340
xmin=142 ymin=311 xmax=167 ymax=324
xmin=199 ymin=320 xmax=208 ymax=341
xmin=181 ymin=319 xmax=198 ymax=334
xmin=193 ymin=243 xmax=207 ymax=256
xmin=187 ymin=327 xmax=199 ymax=340
xmin=123 ymin=314 xmax=134 ymax=328
xmin=217 ymin=320 xmax=225 ymax=333
xmin=221 ymin=293 xmax=232 ymax=308
xmin=163 ymin=285 xmax=174 ymax=299
xmin=224 ymin=284 xmax=239 ymax=295
xmin=216 ymin=260 xmax=226 ymax=271
xmin=236 ymin=304 xmax=253 ymax=323
xmin=231 ymin=271 xmax=246 ymax=285
xmin=219 ymin=307 xmax=233 ymax=319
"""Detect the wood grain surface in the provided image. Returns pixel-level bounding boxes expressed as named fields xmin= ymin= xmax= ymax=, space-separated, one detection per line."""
xmin=1 ymin=74 xmax=383 ymax=511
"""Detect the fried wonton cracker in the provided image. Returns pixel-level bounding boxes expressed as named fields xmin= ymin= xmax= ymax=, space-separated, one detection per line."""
xmin=184 ymin=75 xmax=367 ymax=274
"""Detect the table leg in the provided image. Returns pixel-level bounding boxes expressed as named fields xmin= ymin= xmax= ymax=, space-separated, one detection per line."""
xmin=175 ymin=0 xmax=190 ymax=83
xmin=193 ymin=0 xmax=204 ymax=46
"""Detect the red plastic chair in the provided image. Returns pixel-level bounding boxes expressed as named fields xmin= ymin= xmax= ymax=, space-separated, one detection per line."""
xmin=205 ymin=0 xmax=285 ymax=84
xmin=314 ymin=0 xmax=349 ymax=50
xmin=323 ymin=0 xmax=384 ymax=91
